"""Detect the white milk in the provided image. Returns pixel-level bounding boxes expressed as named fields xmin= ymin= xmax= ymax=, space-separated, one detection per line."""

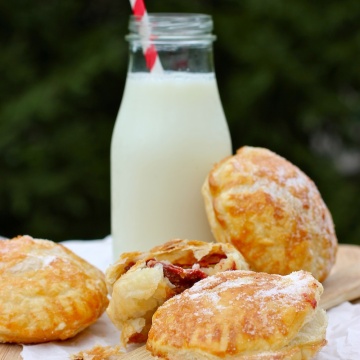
xmin=111 ymin=72 xmax=231 ymax=258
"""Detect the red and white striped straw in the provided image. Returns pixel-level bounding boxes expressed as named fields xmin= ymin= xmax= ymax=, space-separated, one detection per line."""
xmin=129 ymin=0 xmax=163 ymax=72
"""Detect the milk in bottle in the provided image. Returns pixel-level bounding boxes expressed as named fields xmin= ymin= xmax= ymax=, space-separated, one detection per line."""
xmin=111 ymin=14 xmax=232 ymax=258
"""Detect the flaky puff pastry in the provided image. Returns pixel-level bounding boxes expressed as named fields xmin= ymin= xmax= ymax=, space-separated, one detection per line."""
xmin=106 ymin=239 xmax=248 ymax=347
xmin=0 ymin=235 xmax=109 ymax=344
xmin=202 ymin=146 xmax=337 ymax=282
xmin=147 ymin=270 xmax=327 ymax=360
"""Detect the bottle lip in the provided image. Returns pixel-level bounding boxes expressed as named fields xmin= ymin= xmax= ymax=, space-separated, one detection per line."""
xmin=127 ymin=13 xmax=215 ymax=41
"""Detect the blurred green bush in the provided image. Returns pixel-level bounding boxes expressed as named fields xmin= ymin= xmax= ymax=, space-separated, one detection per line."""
xmin=1 ymin=0 xmax=359 ymax=243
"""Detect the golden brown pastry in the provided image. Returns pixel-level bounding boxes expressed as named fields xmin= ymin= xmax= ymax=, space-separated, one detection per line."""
xmin=0 ymin=235 xmax=109 ymax=344
xmin=106 ymin=239 xmax=248 ymax=347
xmin=147 ymin=270 xmax=327 ymax=360
xmin=71 ymin=344 xmax=124 ymax=360
xmin=202 ymin=146 xmax=338 ymax=282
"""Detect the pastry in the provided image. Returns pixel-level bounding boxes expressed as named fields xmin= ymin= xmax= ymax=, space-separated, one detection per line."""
xmin=0 ymin=235 xmax=109 ymax=343
xmin=202 ymin=146 xmax=338 ymax=282
xmin=105 ymin=238 xmax=248 ymax=347
xmin=147 ymin=270 xmax=327 ymax=360
xmin=71 ymin=344 xmax=124 ymax=360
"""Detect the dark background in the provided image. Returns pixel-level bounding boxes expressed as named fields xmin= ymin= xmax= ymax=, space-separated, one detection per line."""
xmin=1 ymin=0 xmax=359 ymax=244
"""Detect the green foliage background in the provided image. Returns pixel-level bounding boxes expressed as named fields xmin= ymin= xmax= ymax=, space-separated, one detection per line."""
xmin=1 ymin=0 xmax=359 ymax=244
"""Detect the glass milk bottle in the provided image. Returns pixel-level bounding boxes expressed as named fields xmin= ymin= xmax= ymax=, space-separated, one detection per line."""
xmin=111 ymin=14 xmax=232 ymax=258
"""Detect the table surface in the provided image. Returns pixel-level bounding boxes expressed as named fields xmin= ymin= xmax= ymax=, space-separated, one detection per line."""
xmin=1 ymin=243 xmax=360 ymax=360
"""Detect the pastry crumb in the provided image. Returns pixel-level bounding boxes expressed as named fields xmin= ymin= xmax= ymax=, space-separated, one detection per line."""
xmin=71 ymin=344 xmax=124 ymax=360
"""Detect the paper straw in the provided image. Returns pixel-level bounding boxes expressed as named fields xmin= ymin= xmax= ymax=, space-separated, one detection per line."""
xmin=129 ymin=0 xmax=163 ymax=72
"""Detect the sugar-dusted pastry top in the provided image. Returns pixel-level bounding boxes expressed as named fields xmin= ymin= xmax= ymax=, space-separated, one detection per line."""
xmin=106 ymin=238 xmax=249 ymax=347
xmin=202 ymin=146 xmax=338 ymax=282
xmin=0 ymin=235 xmax=109 ymax=344
xmin=147 ymin=270 xmax=327 ymax=360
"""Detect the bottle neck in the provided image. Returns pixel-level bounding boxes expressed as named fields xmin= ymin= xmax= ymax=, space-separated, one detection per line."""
xmin=126 ymin=14 xmax=216 ymax=74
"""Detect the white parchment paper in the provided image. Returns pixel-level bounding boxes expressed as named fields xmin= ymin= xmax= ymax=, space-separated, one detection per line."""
xmin=315 ymin=301 xmax=360 ymax=359
xmin=20 ymin=237 xmax=360 ymax=359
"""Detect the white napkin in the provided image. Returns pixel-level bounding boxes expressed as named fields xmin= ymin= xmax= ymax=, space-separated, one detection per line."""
xmin=315 ymin=301 xmax=360 ymax=359
xmin=20 ymin=237 xmax=360 ymax=359
xmin=21 ymin=314 xmax=120 ymax=360
xmin=59 ymin=235 xmax=113 ymax=272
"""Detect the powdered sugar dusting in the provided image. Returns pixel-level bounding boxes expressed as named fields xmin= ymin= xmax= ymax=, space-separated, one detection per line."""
xmin=41 ymin=255 xmax=57 ymax=268
xmin=166 ymin=270 xmax=321 ymax=326
xmin=9 ymin=254 xmax=58 ymax=273
xmin=256 ymin=271 xmax=320 ymax=304
xmin=188 ymin=289 xmax=221 ymax=303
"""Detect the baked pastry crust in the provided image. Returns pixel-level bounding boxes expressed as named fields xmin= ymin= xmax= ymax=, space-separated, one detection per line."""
xmin=147 ymin=270 xmax=327 ymax=360
xmin=106 ymin=239 xmax=248 ymax=347
xmin=202 ymin=146 xmax=338 ymax=282
xmin=0 ymin=235 xmax=109 ymax=344
xmin=71 ymin=344 xmax=124 ymax=360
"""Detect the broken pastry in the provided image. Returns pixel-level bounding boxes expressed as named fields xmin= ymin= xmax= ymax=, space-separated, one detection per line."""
xmin=105 ymin=239 xmax=248 ymax=347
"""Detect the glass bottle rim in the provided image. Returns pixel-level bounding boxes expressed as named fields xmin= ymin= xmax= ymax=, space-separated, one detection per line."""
xmin=126 ymin=13 xmax=216 ymax=42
